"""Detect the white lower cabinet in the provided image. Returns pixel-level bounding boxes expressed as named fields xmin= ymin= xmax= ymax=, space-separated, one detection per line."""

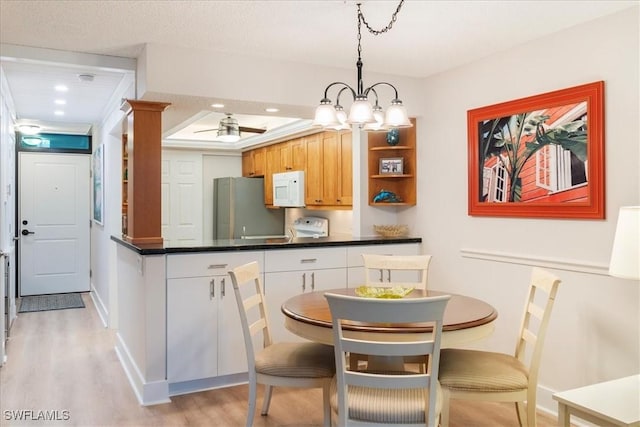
xmin=264 ymin=247 xmax=347 ymax=343
xmin=166 ymin=251 xmax=263 ymax=384
xmin=347 ymin=243 xmax=421 ymax=286
xmin=165 ymin=243 xmax=421 ymax=384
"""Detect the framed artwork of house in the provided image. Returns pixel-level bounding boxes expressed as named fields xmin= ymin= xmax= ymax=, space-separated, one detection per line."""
xmin=467 ymin=81 xmax=604 ymax=219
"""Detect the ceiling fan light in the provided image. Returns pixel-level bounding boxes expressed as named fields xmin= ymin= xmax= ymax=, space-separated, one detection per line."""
xmin=313 ymin=101 xmax=341 ymax=128
xmin=384 ymin=100 xmax=412 ymax=128
xmin=216 ymin=134 xmax=241 ymax=143
xmin=216 ymin=115 xmax=241 ymax=142
xmin=346 ymin=97 xmax=375 ymax=124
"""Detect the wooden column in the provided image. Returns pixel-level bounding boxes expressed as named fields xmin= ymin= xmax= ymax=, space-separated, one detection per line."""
xmin=121 ymin=99 xmax=170 ymax=246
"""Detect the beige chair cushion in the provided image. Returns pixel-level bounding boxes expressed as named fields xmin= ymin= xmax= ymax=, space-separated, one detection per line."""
xmin=255 ymin=342 xmax=335 ymax=378
xmin=438 ymin=349 xmax=528 ymax=392
xmin=329 ymin=372 xmax=442 ymax=424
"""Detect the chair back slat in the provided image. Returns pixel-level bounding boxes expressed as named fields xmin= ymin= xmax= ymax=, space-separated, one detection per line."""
xmin=345 ymin=371 xmax=430 ymax=390
xmin=343 ymin=339 xmax=433 ymax=358
xmin=362 ymin=254 xmax=432 ymax=289
xmin=527 ymin=302 xmax=544 ymax=320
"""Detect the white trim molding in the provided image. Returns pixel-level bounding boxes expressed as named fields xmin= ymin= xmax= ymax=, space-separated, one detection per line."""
xmin=460 ymin=248 xmax=610 ymax=276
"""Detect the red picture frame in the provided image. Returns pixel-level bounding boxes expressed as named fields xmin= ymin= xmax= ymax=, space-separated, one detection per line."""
xmin=467 ymin=81 xmax=604 ymax=219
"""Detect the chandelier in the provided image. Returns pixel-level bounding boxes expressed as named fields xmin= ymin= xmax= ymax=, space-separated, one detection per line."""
xmin=313 ymin=1 xmax=411 ymax=132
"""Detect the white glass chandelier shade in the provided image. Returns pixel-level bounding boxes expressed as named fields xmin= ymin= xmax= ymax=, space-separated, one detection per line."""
xmin=385 ymin=101 xmax=412 ymax=128
xmin=346 ymin=96 xmax=376 ymax=124
xmin=328 ymin=106 xmax=351 ymax=131
xmin=362 ymin=105 xmax=387 ymax=131
xmin=609 ymin=206 xmax=640 ymax=280
xmin=312 ymin=101 xmax=341 ymax=128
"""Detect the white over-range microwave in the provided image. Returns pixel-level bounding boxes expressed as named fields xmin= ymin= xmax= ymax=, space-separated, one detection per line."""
xmin=273 ymin=170 xmax=305 ymax=207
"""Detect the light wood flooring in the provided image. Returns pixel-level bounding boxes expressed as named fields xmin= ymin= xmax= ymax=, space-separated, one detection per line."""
xmin=0 ymin=294 xmax=560 ymax=426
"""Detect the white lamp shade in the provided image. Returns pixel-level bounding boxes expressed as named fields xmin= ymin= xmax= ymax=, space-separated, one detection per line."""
xmin=384 ymin=103 xmax=412 ymax=128
xmin=313 ymin=104 xmax=341 ymax=128
xmin=346 ymin=98 xmax=376 ymax=124
xmin=609 ymin=206 xmax=640 ymax=280
xmin=362 ymin=108 xmax=387 ymax=131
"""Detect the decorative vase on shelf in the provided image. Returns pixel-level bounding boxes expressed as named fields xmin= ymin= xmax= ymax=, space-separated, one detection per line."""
xmin=386 ymin=128 xmax=400 ymax=146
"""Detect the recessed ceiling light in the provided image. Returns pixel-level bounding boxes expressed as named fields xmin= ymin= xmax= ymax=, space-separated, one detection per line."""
xmin=54 ymin=110 xmax=65 ymax=116
xmin=265 ymin=107 xmax=280 ymax=113
xmin=78 ymin=73 xmax=95 ymax=82
xmin=54 ymin=99 xmax=66 ymax=105
xmin=54 ymin=85 xmax=68 ymax=92
xmin=211 ymin=103 xmax=224 ymax=108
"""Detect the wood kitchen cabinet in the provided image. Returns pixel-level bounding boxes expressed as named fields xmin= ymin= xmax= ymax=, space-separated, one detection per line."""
xmin=280 ymin=137 xmax=306 ymax=172
xmin=245 ymin=129 xmax=351 ymax=208
xmin=305 ymin=130 xmax=352 ymax=208
xmin=368 ymin=117 xmax=417 ymax=206
xmin=264 ymin=137 xmax=308 ymax=205
xmin=264 ymin=145 xmax=280 ymax=205
xmin=166 ymin=252 xmax=263 ymax=384
xmin=242 ymin=146 xmax=266 ymax=177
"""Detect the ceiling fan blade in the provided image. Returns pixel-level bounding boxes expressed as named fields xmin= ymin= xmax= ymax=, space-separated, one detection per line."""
xmin=239 ymin=126 xmax=266 ymax=134
xmin=193 ymin=125 xmax=266 ymax=135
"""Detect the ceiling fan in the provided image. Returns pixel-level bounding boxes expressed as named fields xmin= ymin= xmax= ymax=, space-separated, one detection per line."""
xmin=194 ymin=113 xmax=267 ymax=142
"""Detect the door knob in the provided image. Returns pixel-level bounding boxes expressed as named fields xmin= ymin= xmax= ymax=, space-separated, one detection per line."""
xmin=21 ymin=229 xmax=34 ymax=236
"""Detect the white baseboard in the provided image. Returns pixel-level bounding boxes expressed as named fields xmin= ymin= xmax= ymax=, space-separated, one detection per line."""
xmin=89 ymin=284 xmax=109 ymax=328
xmin=115 ymin=333 xmax=170 ymax=406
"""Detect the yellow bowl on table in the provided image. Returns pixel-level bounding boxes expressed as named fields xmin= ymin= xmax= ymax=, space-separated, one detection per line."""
xmin=355 ymin=286 xmax=414 ymax=299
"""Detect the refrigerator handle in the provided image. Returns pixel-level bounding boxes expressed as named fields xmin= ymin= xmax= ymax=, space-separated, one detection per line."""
xmin=302 ymin=273 xmax=306 ymax=292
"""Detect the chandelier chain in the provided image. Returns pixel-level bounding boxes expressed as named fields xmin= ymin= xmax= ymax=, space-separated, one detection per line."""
xmin=357 ymin=0 xmax=405 ymax=36
xmin=356 ymin=1 xmax=405 ymax=60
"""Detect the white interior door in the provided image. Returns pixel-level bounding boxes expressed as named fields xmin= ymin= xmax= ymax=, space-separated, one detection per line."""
xmin=161 ymin=150 xmax=203 ymax=246
xmin=19 ymin=153 xmax=90 ymax=296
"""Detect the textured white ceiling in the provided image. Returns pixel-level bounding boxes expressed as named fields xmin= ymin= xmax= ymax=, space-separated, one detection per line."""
xmin=0 ymin=0 xmax=636 ymax=141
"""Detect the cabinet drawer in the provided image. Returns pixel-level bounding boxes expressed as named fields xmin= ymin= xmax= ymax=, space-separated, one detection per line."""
xmin=167 ymin=251 xmax=264 ymax=279
xmin=346 ymin=243 xmax=420 ymax=267
xmin=265 ymin=247 xmax=347 ymax=272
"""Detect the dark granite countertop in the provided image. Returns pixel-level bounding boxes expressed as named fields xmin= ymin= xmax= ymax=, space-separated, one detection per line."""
xmin=110 ymin=235 xmax=422 ymax=255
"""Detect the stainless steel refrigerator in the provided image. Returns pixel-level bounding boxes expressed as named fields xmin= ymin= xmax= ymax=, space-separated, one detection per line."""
xmin=213 ymin=177 xmax=285 ymax=239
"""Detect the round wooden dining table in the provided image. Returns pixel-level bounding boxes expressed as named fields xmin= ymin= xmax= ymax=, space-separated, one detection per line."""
xmin=281 ymin=288 xmax=498 ymax=348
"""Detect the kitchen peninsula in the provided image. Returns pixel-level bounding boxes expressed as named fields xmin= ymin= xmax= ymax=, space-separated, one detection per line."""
xmin=111 ymin=234 xmax=421 ymax=405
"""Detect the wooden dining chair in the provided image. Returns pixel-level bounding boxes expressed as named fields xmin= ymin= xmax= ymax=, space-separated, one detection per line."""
xmin=362 ymin=254 xmax=432 ymax=288
xmin=228 ymin=261 xmax=335 ymax=427
xmin=353 ymin=254 xmax=433 ymax=372
xmin=325 ymin=292 xmax=451 ymax=427
xmin=438 ymin=267 xmax=562 ymax=427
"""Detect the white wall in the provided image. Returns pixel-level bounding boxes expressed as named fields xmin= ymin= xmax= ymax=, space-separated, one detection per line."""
xmin=0 ymin=66 xmax=17 ymax=363
xmin=406 ymin=6 xmax=639 ymax=411
xmin=91 ymin=74 xmax=135 ymax=328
